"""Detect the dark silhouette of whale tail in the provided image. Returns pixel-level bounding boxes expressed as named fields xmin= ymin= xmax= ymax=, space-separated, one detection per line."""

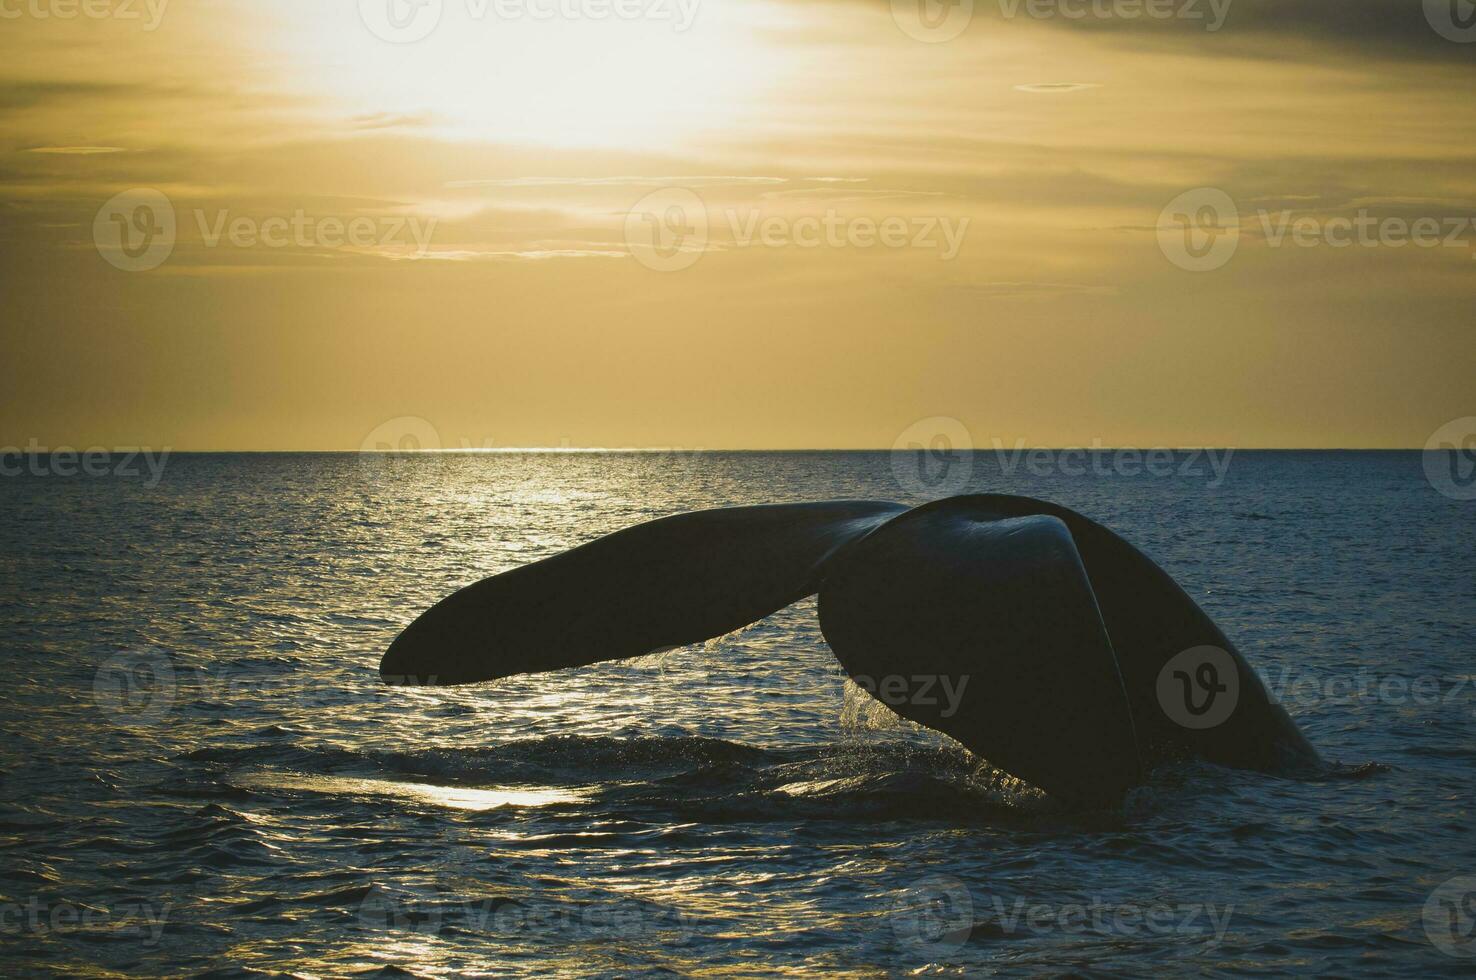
xmin=380 ymin=494 xmax=1319 ymax=806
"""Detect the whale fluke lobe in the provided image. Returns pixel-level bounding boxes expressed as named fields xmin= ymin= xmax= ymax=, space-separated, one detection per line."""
xmin=900 ymin=496 xmax=1321 ymax=775
xmin=991 ymin=496 xmax=1321 ymax=774
xmin=379 ymin=500 xmax=906 ymax=685
xmin=381 ymin=493 xmax=1319 ymax=802
xmin=817 ymin=504 xmax=1143 ymax=805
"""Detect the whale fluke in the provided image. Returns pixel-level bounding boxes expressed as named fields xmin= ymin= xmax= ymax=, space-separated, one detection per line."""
xmin=380 ymin=500 xmax=906 ymax=685
xmin=816 ymin=503 xmax=1143 ymax=804
xmin=380 ymin=494 xmax=1320 ymax=803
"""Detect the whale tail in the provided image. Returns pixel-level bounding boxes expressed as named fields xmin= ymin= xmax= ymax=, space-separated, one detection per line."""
xmin=380 ymin=494 xmax=1318 ymax=805
xmin=379 ymin=500 xmax=908 ymax=685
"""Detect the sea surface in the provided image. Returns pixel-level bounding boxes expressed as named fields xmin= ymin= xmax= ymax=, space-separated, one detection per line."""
xmin=1 ymin=450 xmax=1473 ymax=977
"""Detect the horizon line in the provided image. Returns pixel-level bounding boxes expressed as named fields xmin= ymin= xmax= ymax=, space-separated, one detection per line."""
xmin=2 ymin=446 xmax=1446 ymax=454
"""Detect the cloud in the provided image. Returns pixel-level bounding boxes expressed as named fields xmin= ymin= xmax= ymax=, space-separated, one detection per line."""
xmin=399 ymin=246 xmax=630 ymax=261
xmin=755 ymin=186 xmax=946 ymax=203
xmin=25 ymin=146 xmax=127 ymax=155
xmin=444 ymin=176 xmax=791 ymax=189
xmin=0 ymin=80 xmax=139 ymax=111
xmin=348 ymin=112 xmax=435 ymax=132
xmin=950 ymin=279 xmax=1119 ymax=296
xmin=1014 ymin=83 xmax=1101 ymax=93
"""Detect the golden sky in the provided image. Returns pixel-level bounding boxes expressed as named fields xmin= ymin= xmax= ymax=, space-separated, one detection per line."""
xmin=2 ymin=0 xmax=1473 ymax=449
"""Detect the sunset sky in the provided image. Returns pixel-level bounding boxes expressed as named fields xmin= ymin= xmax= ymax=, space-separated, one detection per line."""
xmin=3 ymin=0 xmax=1473 ymax=450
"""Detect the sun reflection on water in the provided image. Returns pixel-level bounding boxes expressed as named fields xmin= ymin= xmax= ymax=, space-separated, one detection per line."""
xmin=241 ymin=772 xmax=587 ymax=811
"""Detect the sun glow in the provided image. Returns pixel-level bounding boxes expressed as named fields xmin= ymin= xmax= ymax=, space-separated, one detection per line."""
xmin=271 ymin=1 xmax=787 ymax=150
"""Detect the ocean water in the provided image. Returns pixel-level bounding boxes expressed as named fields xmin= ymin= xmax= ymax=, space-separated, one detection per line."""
xmin=1 ymin=450 xmax=1473 ymax=977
